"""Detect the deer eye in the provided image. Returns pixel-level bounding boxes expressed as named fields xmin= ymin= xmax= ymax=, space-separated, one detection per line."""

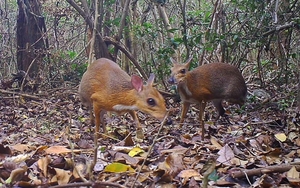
xmin=147 ymin=98 xmax=156 ymax=106
xmin=180 ymin=69 xmax=186 ymax=74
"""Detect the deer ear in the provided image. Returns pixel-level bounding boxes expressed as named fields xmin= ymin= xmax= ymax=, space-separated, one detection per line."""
xmin=131 ymin=75 xmax=143 ymax=92
xmin=184 ymin=56 xmax=193 ymax=68
xmin=170 ymin=58 xmax=177 ymax=65
xmin=147 ymin=73 xmax=155 ymax=86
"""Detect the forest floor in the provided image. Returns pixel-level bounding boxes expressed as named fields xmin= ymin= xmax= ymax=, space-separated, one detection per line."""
xmin=0 ymin=81 xmax=299 ymax=188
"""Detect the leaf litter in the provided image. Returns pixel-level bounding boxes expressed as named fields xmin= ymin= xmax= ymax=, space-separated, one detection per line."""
xmin=0 ymin=84 xmax=300 ymax=187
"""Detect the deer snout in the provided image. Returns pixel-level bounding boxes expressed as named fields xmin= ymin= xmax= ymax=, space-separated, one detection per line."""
xmin=168 ymin=76 xmax=176 ymax=84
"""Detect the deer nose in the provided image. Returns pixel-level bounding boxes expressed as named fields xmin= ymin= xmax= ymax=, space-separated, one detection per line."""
xmin=168 ymin=76 xmax=176 ymax=84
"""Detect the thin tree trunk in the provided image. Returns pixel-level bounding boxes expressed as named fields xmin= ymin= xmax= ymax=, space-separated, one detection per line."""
xmin=114 ymin=0 xmax=131 ymax=58
xmin=66 ymin=0 xmax=111 ymax=60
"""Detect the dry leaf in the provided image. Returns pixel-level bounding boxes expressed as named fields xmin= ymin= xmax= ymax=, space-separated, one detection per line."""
xmin=37 ymin=156 xmax=51 ymax=177
xmin=4 ymin=154 xmax=31 ymax=165
xmin=45 ymin=146 xmax=71 ymax=154
xmin=137 ymin=172 xmax=150 ymax=183
xmin=11 ymin=144 xmax=34 ymax=153
xmin=217 ymin=144 xmax=235 ymax=165
xmin=73 ymin=163 xmax=87 ymax=179
xmin=288 ymin=131 xmax=298 ymax=141
xmin=154 ymin=153 xmax=185 ymax=182
xmin=210 ymin=137 xmax=222 ymax=150
xmin=275 ymin=133 xmax=287 ymax=142
xmin=5 ymin=166 xmax=28 ymax=184
xmin=177 ymin=169 xmax=201 ymax=178
xmin=52 ymin=168 xmax=72 ymax=185
xmin=287 ymin=166 xmax=300 ymax=179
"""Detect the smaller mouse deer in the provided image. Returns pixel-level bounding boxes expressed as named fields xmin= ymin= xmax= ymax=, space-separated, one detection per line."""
xmin=169 ymin=57 xmax=247 ymax=140
xmin=79 ymin=58 xmax=167 ymax=140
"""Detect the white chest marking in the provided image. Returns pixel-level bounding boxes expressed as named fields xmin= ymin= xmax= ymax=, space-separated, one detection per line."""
xmin=178 ymin=84 xmax=199 ymax=104
xmin=113 ymin=105 xmax=138 ymax=111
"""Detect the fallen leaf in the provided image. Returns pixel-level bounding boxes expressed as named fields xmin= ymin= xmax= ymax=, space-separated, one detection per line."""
xmin=73 ymin=163 xmax=86 ymax=179
xmin=4 ymin=154 xmax=31 ymax=165
xmin=104 ymin=162 xmax=135 ymax=173
xmin=287 ymin=166 xmax=300 ymax=179
xmin=124 ymin=133 xmax=135 ymax=146
xmin=210 ymin=137 xmax=222 ymax=150
xmin=275 ymin=133 xmax=287 ymax=142
xmin=52 ymin=168 xmax=72 ymax=185
xmin=217 ymin=144 xmax=235 ymax=165
xmin=177 ymin=169 xmax=201 ymax=178
xmin=5 ymin=166 xmax=28 ymax=184
xmin=154 ymin=153 xmax=185 ymax=183
xmin=37 ymin=156 xmax=51 ymax=177
xmin=128 ymin=147 xmax=144 ymax=157
xmin=288 ymin=131 xmax=298 ymax=141
xmin=137 ymin=172 xmax=150 ymax=183
xmin=189 ymin=177 xmax=200 ymax=188
xmin=11 ymin=144 xmax=34 ymax=153
xmin=45 ymin=146 xmax=71 ymax=154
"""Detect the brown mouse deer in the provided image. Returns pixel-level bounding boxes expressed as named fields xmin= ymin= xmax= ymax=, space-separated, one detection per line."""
xmin=169 ymin=57 xmax=247 ymax=140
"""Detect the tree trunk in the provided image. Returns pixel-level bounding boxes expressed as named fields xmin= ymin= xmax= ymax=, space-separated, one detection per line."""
xmin=17 ymin=0 xmax=47 ymax=78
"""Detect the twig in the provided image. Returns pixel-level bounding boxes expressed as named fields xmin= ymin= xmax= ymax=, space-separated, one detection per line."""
xmin=0 ymin=89 xmax=41 ymax=101
xmin=230 ymin=163 xmax=300 ymax=179
xmin=243 ymin=170 xmax=252 ymax=186
xmin=20 ymin=57 xmax=38 ymax=92
xmin=262 ymin=22 xmax=296 ymax=37
xmin=50 ymin=181 xmax=126 ymax=188
xmin=131 ymin=111 xmax=170 ymax=188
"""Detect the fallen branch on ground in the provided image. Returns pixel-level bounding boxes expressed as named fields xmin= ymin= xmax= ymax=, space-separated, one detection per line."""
xmin=0 ymin=89 xmax=41 ymax=101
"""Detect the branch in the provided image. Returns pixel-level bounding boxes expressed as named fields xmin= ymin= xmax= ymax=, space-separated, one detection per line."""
xmin=0 ymin=89 xmax=41 ymax=101
xmin=103 ymin=36 xmax=148 ymax=79
xmin=262 ymin=22 xmax=296 ymax=37
xmin=51 ymin=181 xmax=126 ymax=188
xmin=230 ymin=162 xmax=300 ymax=179
xmin=66 ymin=0 xmax=93 ymax=28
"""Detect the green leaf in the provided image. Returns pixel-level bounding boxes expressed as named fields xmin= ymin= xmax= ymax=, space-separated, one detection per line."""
xmin=67 ymin=51 xmax=77 ymax=59
xmin=208 ymin=169 xmax=218 ymax=181
xmin=167 ymin=28 xmax=178 ymax=33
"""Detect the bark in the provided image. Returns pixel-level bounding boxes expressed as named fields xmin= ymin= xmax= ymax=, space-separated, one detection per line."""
xmin=17 ymin=0 xmax=47 ymax=78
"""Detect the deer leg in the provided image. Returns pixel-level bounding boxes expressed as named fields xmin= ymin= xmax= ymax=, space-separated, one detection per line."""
xmin=199 ymin=101 xmax=207 ymax=140
xmin=180 ymin=101 xmax=191 ymax=127
xmin=129 ymin=111 xmax=144 ymax=139
xmin=89 ymin=107 xmax=95 ymax=126
xmin=212 ymin=99 xmax=232 ymax=124
xmin=212 ymin=99 xmax=225 ymax=118
xmin=92 ymin=103 xmax=103 ymax=170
